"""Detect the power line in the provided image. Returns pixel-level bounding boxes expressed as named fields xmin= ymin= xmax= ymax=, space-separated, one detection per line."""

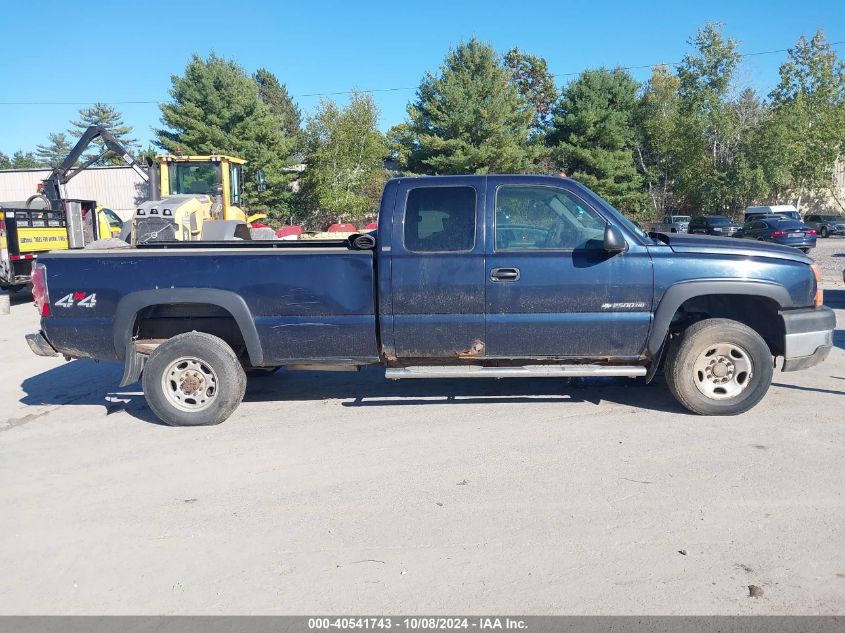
xmin=1 ymin=40 xmax=842 ymax=106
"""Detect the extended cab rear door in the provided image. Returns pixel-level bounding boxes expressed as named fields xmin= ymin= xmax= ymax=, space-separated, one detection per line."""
xmin=387 ymin=177 xmax=486 ymax=358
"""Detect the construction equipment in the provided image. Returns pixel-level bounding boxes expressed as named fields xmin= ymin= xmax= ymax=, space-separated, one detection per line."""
xmin=3 ymin=127 xmax=262 ymax=289
xmin=133 ymin=154 xmax=262 ymax=243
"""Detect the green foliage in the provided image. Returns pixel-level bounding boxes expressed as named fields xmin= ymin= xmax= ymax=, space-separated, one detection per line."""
xmin=768 ymin=30 xmax=845 ymax=208
xmin=504 ymin=48 xmax=559 ymax=133
xmin=0 ymin=152 xmax=11 ymax=169
xmin=254 ymin=68 xmax=304 ymax=148
xmin=10 ymin=150 xmax=42 ymax=168
xmin=299 ymin=92 xmax=387 ymax=228
xmin=35 ymin=132 xmax=73 ymax=168
xmin=395 ymin=38 xmax=537 ymax=174
xmin=673 ymin=23 xmax=744 ymax=213
xmin=156 ymin=53 xmax=300 ymax=221
xmin=69 ymin=102 xmax=138 ymax=165
xmin=548 ymin=68 xmax=648 ymax=216
xmin=634 ymin=65 xmax=681 ymax=218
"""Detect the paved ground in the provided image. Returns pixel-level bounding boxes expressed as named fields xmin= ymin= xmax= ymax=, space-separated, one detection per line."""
xmin=0 ymin=240 xmax=843 ymax=615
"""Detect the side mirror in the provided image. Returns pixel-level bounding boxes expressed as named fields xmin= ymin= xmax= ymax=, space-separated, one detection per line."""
xmin=256 ymin=168 xmax=266 ymax=192
xmin=603 ymin=225 xmax=627 ymax=254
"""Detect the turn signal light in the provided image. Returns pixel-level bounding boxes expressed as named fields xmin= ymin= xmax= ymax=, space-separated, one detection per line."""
xmin=810 ymin=263 xmax=823 ymax=307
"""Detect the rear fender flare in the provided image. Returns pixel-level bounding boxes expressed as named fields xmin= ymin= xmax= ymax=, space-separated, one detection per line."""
xmin=113 ymin=288 xmax=263 ymax=366
xmin=647 ymin=280 xmax=791 ymax=355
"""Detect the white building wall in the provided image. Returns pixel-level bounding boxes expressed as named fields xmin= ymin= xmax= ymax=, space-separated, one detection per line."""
xmin=0 ymin=166 xmax=149 ymax=220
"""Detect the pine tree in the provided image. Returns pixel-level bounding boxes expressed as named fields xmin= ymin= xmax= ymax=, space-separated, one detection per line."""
xmin=11 ymin=151 xmax=42 ymax=168
xmin=35 ymin=133 xmax=73 ymax=167
xmin=395 ymin=38 xmax=536 ymax=174
xmin=254 ymin=68 xmax=303 ymax=146
xmin=157 ymin=53 xmax=300 ymax=220
xmin=0 ymin=152 xmax=11 ymax=169
xmin=548 ymin=68 xmax=647 ymax=215
xmin=69 ymin=102 xmax=138 ymax=165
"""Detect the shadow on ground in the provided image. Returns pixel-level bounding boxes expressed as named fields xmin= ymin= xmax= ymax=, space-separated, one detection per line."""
xmin=19 ymin=359 xmax=688 ymax=426
xmin=9 ymin=288 xmax=33 ymax=306
xmin=16 ymin=289 xmax=845 ymax=426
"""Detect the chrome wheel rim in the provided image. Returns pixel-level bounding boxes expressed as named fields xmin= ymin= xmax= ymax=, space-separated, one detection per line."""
xmin=161 ymin=357 xmax=219 ymax=412
xmin=692 ymin=343 xmax=753 ymax=400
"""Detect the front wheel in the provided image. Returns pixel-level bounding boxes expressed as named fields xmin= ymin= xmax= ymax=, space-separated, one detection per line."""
xmin=664 ymin=319 xmax=773 ymax=416
xmin=142 ymin=332 xmax=246 ymax=426
xmin=820 ymin=226 xmax=829 ymax=238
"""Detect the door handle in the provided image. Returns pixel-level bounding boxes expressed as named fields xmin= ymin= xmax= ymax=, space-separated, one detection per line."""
xmin=491 ymin=267 xmax=520 ymax=282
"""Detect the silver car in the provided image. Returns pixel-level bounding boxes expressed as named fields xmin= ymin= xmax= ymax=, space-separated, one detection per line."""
xmin=803 ymin=214 xmax=845 ymax=238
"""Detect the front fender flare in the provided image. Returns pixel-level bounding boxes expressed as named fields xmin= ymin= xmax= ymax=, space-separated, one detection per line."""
xmin=647 ymin=280 xmax=791 ymax=355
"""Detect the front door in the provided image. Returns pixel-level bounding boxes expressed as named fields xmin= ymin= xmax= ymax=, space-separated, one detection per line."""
xmin=484 ymin=180 xmax=653 ymax=359
xmin=390 ymin=178 xmax=486 ymax=358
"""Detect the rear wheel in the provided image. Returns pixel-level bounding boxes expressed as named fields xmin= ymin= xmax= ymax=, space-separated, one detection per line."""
xmin=664 ymin=318 xmax=773 ymax=416
xmin=820 ymin=226 xmax=829 ymax=238
xmin=142 ymin=332 xmax=246 ymax=426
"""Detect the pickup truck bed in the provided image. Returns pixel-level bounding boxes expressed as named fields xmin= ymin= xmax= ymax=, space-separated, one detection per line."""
xmin=26 ymin=174 xmax=836 ymax=426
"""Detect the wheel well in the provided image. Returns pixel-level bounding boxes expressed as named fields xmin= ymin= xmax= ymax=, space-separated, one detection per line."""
xmin=133 ymin=303 xmax=247 ymax=358
xmin=670 ymin=294 xmax=784 ymax=356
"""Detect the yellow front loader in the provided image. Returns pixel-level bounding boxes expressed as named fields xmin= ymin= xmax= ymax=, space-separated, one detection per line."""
xmin=132 ymin=154 xmax=265 ymax=243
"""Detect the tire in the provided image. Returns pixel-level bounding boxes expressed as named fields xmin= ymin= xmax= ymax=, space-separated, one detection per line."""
xmin=820 ymin=226 xmax=829 ymax=238
xmin=142 ymin=332 xmax=246 ymax=426
xmin=664 ymin=318 xmax=773 ymax=416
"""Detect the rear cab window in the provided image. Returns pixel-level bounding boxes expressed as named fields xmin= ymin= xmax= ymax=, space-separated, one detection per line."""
xmin=403 ymin=186 xmax=476 ymax=252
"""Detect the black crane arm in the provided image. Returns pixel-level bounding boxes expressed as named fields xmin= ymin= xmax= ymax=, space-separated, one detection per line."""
xmin=41 ymin=125 xmax=149 ymax=210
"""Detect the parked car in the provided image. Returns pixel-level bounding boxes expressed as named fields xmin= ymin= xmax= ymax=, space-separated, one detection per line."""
xmin=744 ymin=205 xmax=802 ymax=222
xmin=688 ymin=215 xmax=741 ymax=236
xmin=25 ymin=174 xmax=834 ymax=425
xmin=735 ymin=217 xmax=817 ymax=253
xmin=653 ymin=214 xmax=691 ymax=233
xmin=803 ymin=213 xmax=845 ymax=238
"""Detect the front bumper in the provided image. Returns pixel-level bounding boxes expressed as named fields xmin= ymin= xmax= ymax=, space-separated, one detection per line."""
xmin=780 ymin=307 xmax=836 ymax=372
xmin=25 ymin=331 xmax=59 ymax=357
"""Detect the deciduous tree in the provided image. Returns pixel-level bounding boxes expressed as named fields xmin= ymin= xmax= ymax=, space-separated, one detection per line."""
xmin=769 ymin=30 xmax=845 ymax=209
xmin=299 ymin=92 xmax=387 ymax=227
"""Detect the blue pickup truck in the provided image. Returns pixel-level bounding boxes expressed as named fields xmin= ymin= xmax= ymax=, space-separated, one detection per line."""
xmin=26 ymin=175 xmax=835 ymax=426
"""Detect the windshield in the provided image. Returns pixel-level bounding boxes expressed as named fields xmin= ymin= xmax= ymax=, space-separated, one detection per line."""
xmin=581 ymin=189 xmax=651 ymax=242
xmin=708 ymin=216 xmax=733 ymax=226
xmin=672 ymin=216 xmax=691 ymax=222
xmin=169 ymin=162 xmax=222 ymax=196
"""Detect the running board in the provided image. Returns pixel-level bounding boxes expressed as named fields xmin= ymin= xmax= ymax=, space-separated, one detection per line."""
xmin=385 ymin=365 xmax=647 ymax=380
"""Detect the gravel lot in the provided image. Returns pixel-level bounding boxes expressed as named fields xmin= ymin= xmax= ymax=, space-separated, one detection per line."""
xmin=0 ymin=246 xmax=843 ymax=615
xmin=809 ymin=235 xmax=845 ymax=287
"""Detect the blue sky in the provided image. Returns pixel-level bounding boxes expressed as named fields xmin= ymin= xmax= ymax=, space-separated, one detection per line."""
xmin=1 ymin=0 xmax=843 ymax=155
